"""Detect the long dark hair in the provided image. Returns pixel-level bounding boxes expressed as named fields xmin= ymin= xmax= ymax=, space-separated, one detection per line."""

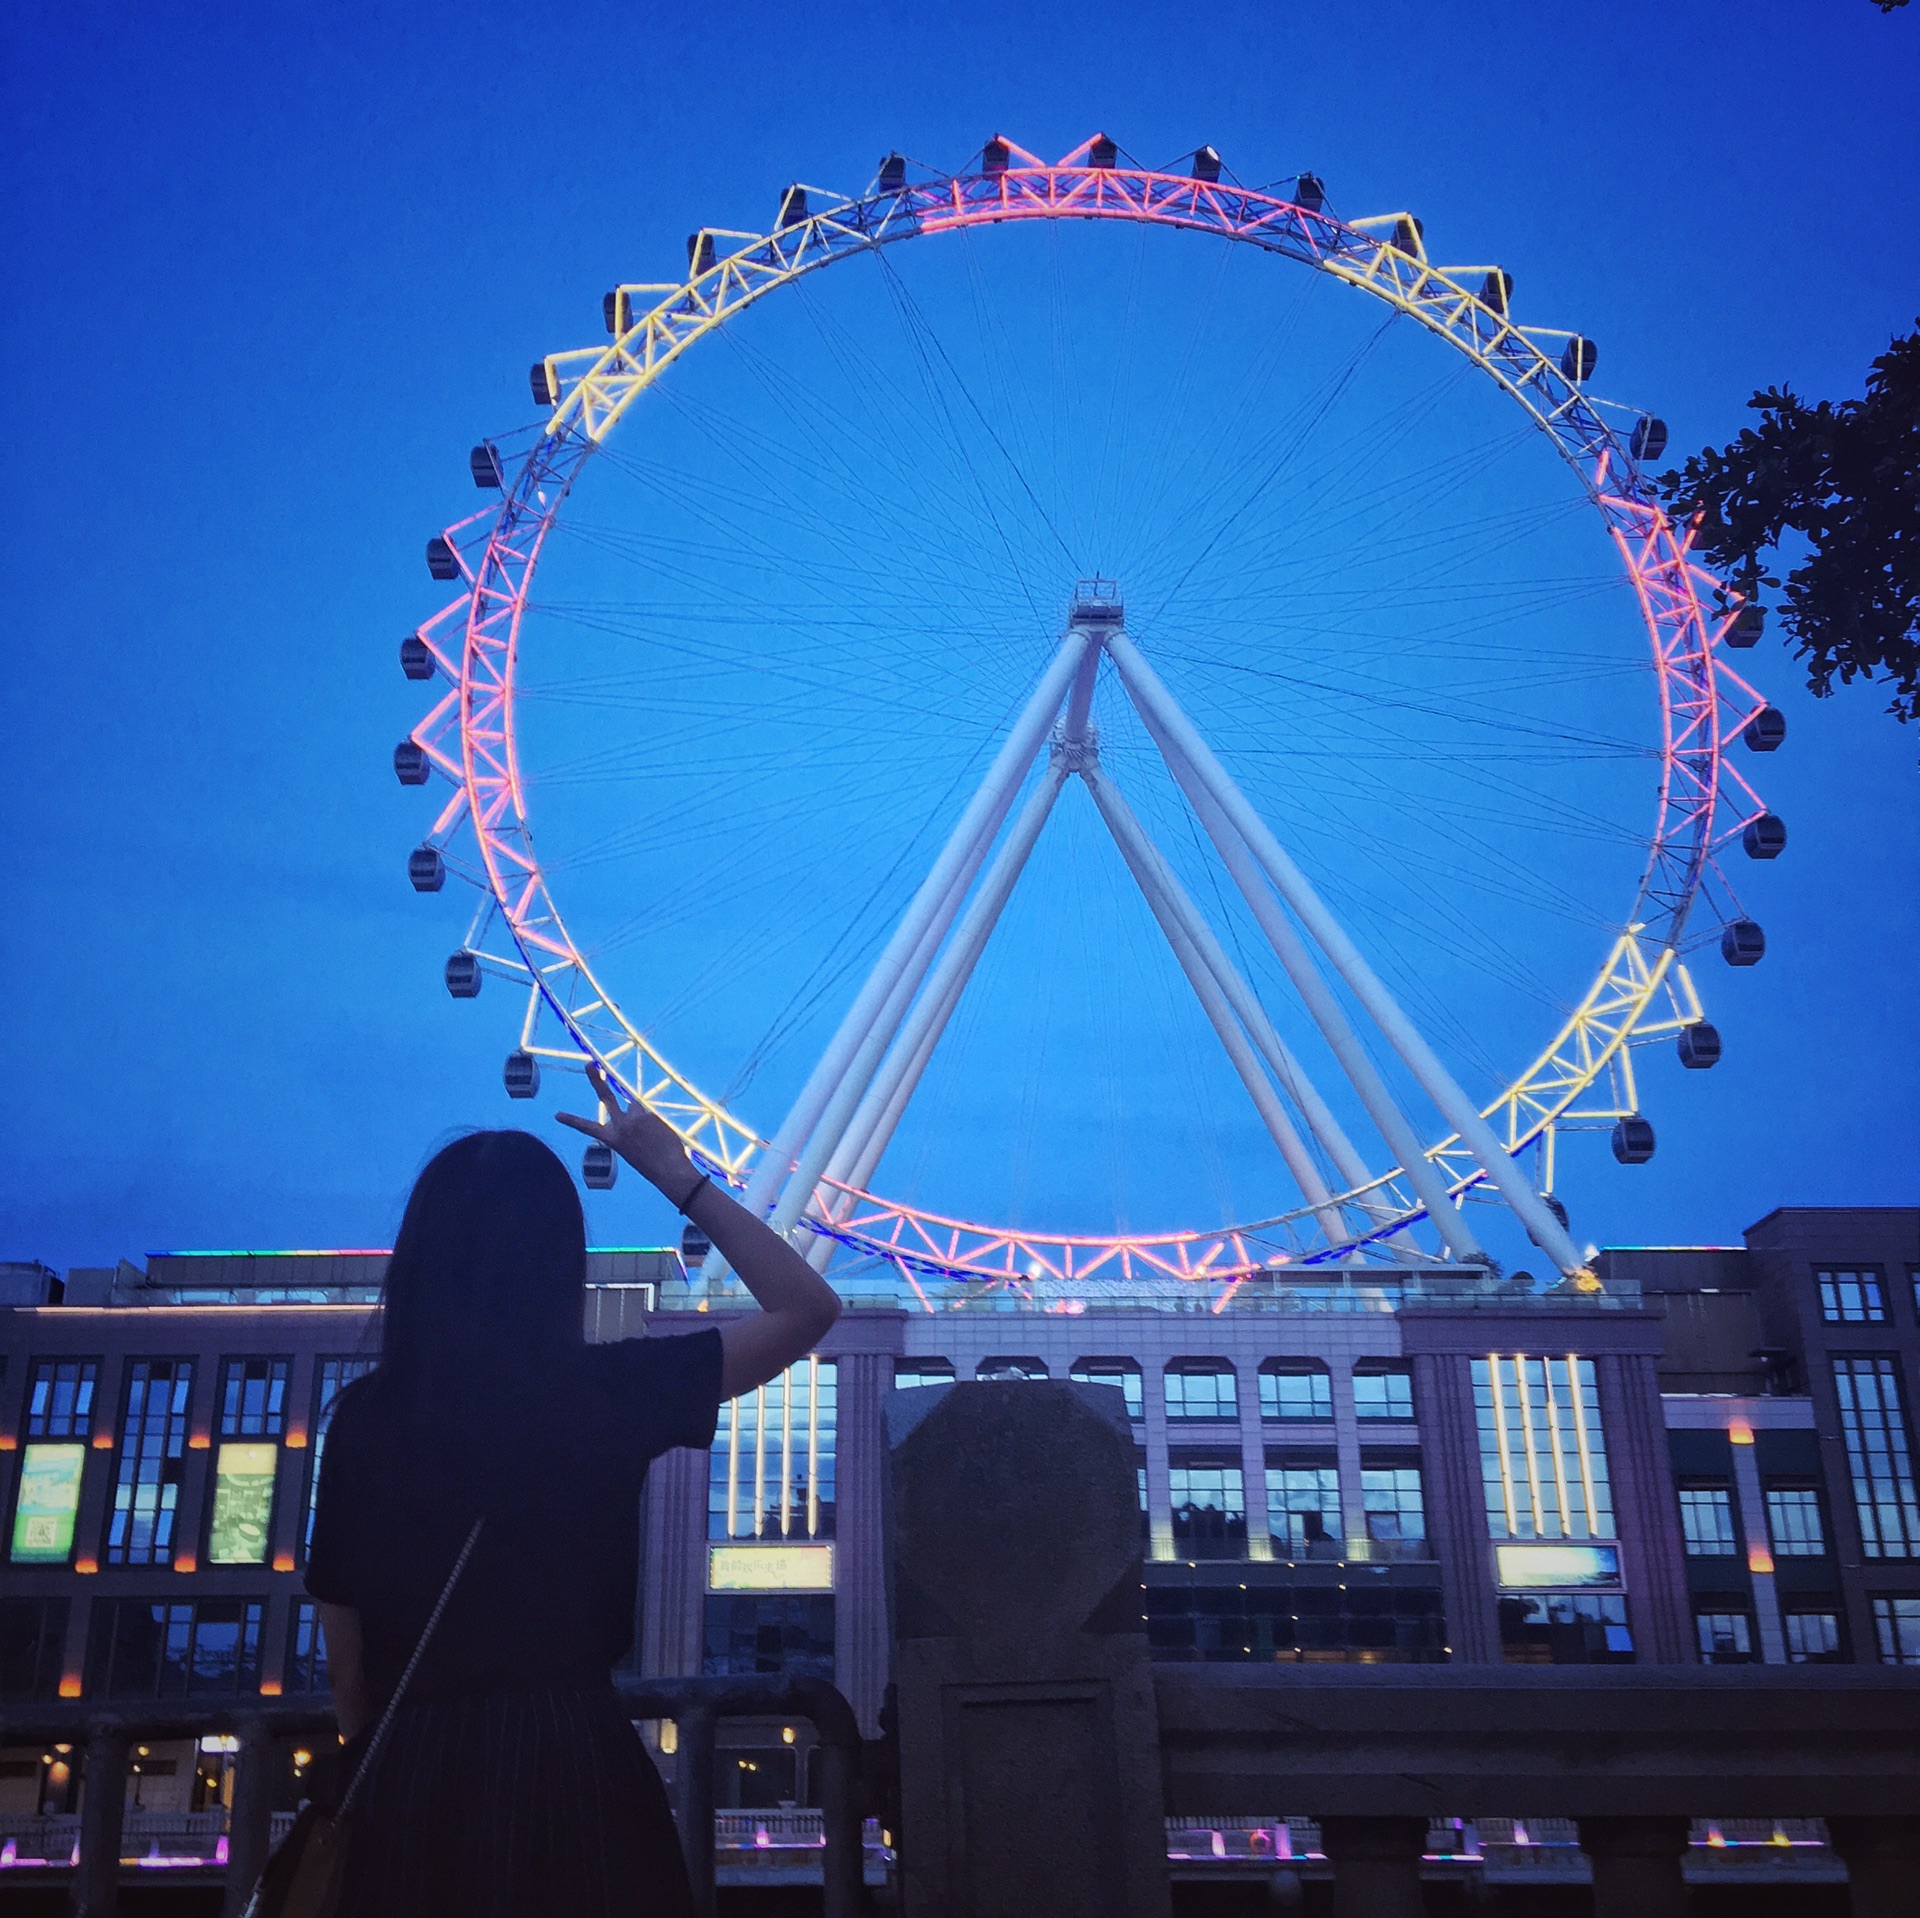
xmin=372 ymin=1130 xmax=589 ymax=1450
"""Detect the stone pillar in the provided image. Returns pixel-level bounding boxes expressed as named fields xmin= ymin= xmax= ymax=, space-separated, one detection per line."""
xmin=834 ymin=1349 xmax=892 ymax=1735
xmin=1410 ymin=1353 xmax=1499 ymax=1662
xmin=74 ymin=1724 xmax=129 ymax=1918
xmin=1238 ymin=1369 xmax=1272 ymax=1561
xmin=223 ymin=1717 xmax=277 ymax=1918
xmin=889 ymin=1380 xmax=1172 ymax=1918
xmin=1724 ymin=1431 xmax=1786 ymax=1662
xmin=1328 ymin=1362 xmax=1367 ymax=1557
xmin=1827 ymin=1817 xmax=1920 ymax=1918
xmin=1596 ymin=1354 xmax=1694 ymax=1663
xmin=1143 ymin=1369 xmax=1174 ymax=1562
xmin=1577 ymin=1815 xmax=1691 ymax=1918
xmin=1318 ymin=1815 xmax=1428 ymax=1918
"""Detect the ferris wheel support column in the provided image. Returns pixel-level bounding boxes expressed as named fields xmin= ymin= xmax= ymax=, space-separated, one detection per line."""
xmin=1080 ymin=762 xmax=1348 ymax=1247
xmin=1109 ymin=633 xmax=1588 ymax=1277
xmin=1103 ymin=648 xmax=1483 ymax=1262
xmin=715 ymin=630 xmax=1094 ymax=1280
xmin=805 ymin=761 xmax=1074 ymax=1272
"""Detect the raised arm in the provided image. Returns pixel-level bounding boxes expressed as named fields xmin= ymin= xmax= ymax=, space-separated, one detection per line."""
xmin=559 ymin=1065 xmax=842 ymax=1399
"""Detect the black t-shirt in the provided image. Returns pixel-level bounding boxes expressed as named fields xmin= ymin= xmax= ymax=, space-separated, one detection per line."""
xmin=306 ymin=1329 xmax=722 ymax=1703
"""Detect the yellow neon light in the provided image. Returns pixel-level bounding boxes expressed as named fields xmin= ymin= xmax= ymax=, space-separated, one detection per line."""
xmin=1487 ymin=1357 xmax=1518 ymax=1537
xmin=1566 ymin=1354 xmax=1601 ymax=1535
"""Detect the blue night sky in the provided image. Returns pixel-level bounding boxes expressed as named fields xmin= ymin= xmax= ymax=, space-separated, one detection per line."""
xmin=5 ymin=0 xmax=1916 ymax=1277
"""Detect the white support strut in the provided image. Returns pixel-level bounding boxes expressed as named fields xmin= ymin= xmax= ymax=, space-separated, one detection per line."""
xmin=805 ymin=760 xmax=1074 ymax=1270
xmin=1079 ymin=763 xmax=1349 ymax=1247
xmin=1108 ymin=631 xmax=1586 ymax=1275
xmin=748 ymin=630 xmax=1093 ymax=1258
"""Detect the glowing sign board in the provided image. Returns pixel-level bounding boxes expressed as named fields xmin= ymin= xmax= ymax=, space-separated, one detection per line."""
xmin=1495 ymin=1543 xmax=1620 ymax=1588
xmin=208 ymin=1442 xmax=278 ymax=1564
xmin=10 ymin=1443 xmax=85 ymax=1562
xmin=708 ymin=1543 xmax=834 ymax=1592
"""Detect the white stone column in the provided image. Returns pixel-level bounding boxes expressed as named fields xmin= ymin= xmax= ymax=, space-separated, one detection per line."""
xmin=1727 ymin=1428 xmax=1787 ymax=1663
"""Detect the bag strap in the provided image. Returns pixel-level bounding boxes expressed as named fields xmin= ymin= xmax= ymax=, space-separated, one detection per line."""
xmin=335 ymin=1515 xmax=484 ymax=1820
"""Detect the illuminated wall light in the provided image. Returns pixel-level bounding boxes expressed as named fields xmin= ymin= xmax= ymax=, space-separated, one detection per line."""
xmin=1748 ymin=1549 xmax=1774 ymax=1575
xmin=258 ymin=1678 xmax=283 ymax=1697
xmin=58 ymin=1677 xmax=81 ymax=1699
xmin=189 ymin=1434 xmax=211 ymax=1450
xmin=0 ymin=1435 xmax=16 ymax=1451
xmin=658 ymin=1720 xmax=678 ymax=1755
xmin=90 ymin=1433 xmax=113 ymax=1449
xmin=272 ymin=1553 xmax=296 ymax=1574
xmin=74 ymin=1558 xmax=98 ymax=1576
xmin=284 ymin=1430 xmax=308 ymax=1449
xmin=1728 ymin=1420 xmax=1755 ymax=1445
xmin=174 ymin=1554 xmax=197 ymax=1574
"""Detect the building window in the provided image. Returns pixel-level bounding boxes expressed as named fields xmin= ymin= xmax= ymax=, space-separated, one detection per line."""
xmin=106 ymin=1360 xmax=193 ymax=1567
xmin=1136 ymin=1454 xmax=1150 ymax=1541
xmin=1832 ymin=1357 xmax=1920 ymax=1558
xmin=1353 ymin=1365 xmax=1414 ymax=1421
xmin=893 ymin=1360 xmax=954 ymax=1390
xmin=1144 ymin=1576 xmax=1446 ymax=1663
xmin=306 ymin=1357 xmax=375 ymax=1553
xmin=710 ymin=1358 xmax=836 ymax=1543
xmin=1873 ymin=1596 xmax=1920 ymax=1666
xmin=25 ymin=1358 xmax=98 ymax=1438
xmin=1070 ymin=1359 xmax=1143 ymax=1421
xmin=0 ymin=1598 xmax=70 ymax=1699
xmin=1783 ymin=1612 xmax=1844 ymax=1663
xmin=1677 ymin=1486 xmax=1739 ymax=1555
xmin=86 ymin=1598 xmax=264 ymax=1696
xmin=1817 ymin=1268 xmax=1887 ymax=1324
xmin=1471 ymin=1355 xmax=1615 ymax=1541
xmin=1498 ymin=1592 xmax=1633 ymax=1664
xmin=285 ymin=1600 xmax=329 ymax=1693
xmin=976 ymin=1357 xmax=1047 ymax=1381
xmin=1360 ymin=1464 xmax=1428 ymax=1559
xmin=1165 ymin=1364 xmax=1237 ymax=1421
xmin=703 ymin=1595 xmax=834 ymax=1680
xmin=1266 ymin=1464 xmax=1342 ymax=1561
xmin=218 ymin=1357 xmax=289 ymax=1437
xmin=1764 ymin=1487 xmax=1828 ymax=1557
xmin=1695 ymin=1610 xmax=1757 ymax=1663
xmin=1168 ymin=1459 xmax=1246 ymax=1559
xmin=1259 ymin=1363 xmax=1331 ymax=1422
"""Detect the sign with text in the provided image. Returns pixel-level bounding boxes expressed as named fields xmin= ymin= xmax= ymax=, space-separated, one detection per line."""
xmin=708 ymin=1543 xmax=834 ymax=1592
xmin=10 ymin=1443 xmax=86 ymax=1563
xmin=208 ymin=1441 xmax=278 ymax=1564
xmin=1495 ymin=1542 xmax=1620 ymax=1588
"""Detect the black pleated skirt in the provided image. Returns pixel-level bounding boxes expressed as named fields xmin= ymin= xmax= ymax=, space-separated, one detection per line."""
xmin=337 ymin=1681 xmax=696 ymax=1918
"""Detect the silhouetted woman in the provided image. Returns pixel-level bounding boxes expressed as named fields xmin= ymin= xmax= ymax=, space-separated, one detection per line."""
xmin=306 ymin=1067 xmax=841 ymax=1916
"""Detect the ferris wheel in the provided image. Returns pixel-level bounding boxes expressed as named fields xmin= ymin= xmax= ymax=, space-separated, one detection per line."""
xmin=393 ymin=134 xmax=1785 ymax=1299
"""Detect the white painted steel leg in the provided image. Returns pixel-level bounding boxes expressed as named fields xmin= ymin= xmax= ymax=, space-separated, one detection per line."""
xmin=804 ymin=761 xmax=1074 ymax=1271
xmin=1109 ymin=631 xmax=1584 ymax=1275
xmin=1080 ymin=764 xmax=1349 ymax=1247
xmin=751 ymin=633 xmax=1093 ymax=1259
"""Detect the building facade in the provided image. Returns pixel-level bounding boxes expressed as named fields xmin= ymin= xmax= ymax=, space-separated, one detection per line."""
xmin=3 ymin=1206 xmax=1915 ymax=1819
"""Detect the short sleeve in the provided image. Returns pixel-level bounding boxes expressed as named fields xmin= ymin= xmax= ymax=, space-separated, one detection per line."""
xmin=303 ymin=1380 xmax=370 ymax=1605
xmin=598 ymin=1328 xmax=725 ymax=1459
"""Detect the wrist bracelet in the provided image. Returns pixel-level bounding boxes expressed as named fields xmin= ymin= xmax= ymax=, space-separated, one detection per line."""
xmin=676 ymin=1173 xmax=712 ymax=1217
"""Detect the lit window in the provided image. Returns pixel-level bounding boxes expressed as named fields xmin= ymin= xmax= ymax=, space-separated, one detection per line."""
xmin=87 ymin=1598 xmax=264 ymax=1696
xmin=218 ymin=1358 xmax=289 ymax=1438
xmin=1070 ymin=1359 xmax=1143 ymax=1421
xmin=1499 ymin=1591 xmax=1633 ymax=1664
xmin=1817 ymin=1268 xmax=1886 ymax=1324
xmin=1873 ymin=1596 xmax=1920 ymax=1666
xmin=305 ymin=1357 xmax=374 ymax=1555
xmin=107 ymin=1360 xmax=194 ymax=1568
xmin=1678 ymin=1487 xmax=1739 ymax=1555
xmin=1471 ymin=1355 xmax=1614 ymax=1542
xmin=709 ymin=1358 xmax=837 ymax=1543
xmin=26 ymin=1359 xmax=98 ymax=1439
xmin=1783 ymin=1612 xmax=1843 ymax=1663
xmin=1832 ymin=1358 xmax=1920 ymax=1559
xmin=1258 ymin=1364 xmax=1331 ymax=1422
xmin=1353 ymin=1367 xmax=1414 ymax=1421
xmin=1168 ymin=1459 xmax=1245 ymax=1559
xmin=1695 ymin=1610 xmax=1756 ymax=1663
xmin=1764 ymin=1488 xmax=1827 ymax=1557
xmin=892 ymin=1360 xmax=954 ymax=1390
xmin=1266 ymin=1464 xmax=1340 ymax=1560
xmin=976 ymin=1357 xmax=1047 ymax=1381
xmin=1165 ymin=1364 xmax=1237 ymax=1421
xmin=285 ymin=1601 xmax=329 ymax=1693
xmin=1361 ymin=1465 xmax=1427 ymax=1557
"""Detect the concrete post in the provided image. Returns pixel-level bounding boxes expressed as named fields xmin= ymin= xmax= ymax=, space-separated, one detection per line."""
xmin=1827 ymin=1817 xmax=1920 ymax=1918
xmin=223 ymin=1717 xmax=277 ymax=1918
xmin=834 ymin=1348 xmax=893 ymax=1735
xmin=1318 ymin=1815 xmax=1428 ymax=1918
xmin=73 ymin=1724 xmax=129 ymax=1918
xmin=1577 ymin=1815 xmax=1692 ymax=1918
xmin=816 ymin=1738 xmax=863 ymax=1918
xmin=675 ymin=1703 xmax=717 ymax=1918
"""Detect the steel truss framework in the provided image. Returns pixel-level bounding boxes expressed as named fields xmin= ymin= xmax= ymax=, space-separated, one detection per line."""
xmin=401 ymin=134 xmax=1775 ymax=1296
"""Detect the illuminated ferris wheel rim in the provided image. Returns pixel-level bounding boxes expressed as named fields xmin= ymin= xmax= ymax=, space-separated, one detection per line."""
xmin=404 ymin=133 xmax=1778 ymax=1289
